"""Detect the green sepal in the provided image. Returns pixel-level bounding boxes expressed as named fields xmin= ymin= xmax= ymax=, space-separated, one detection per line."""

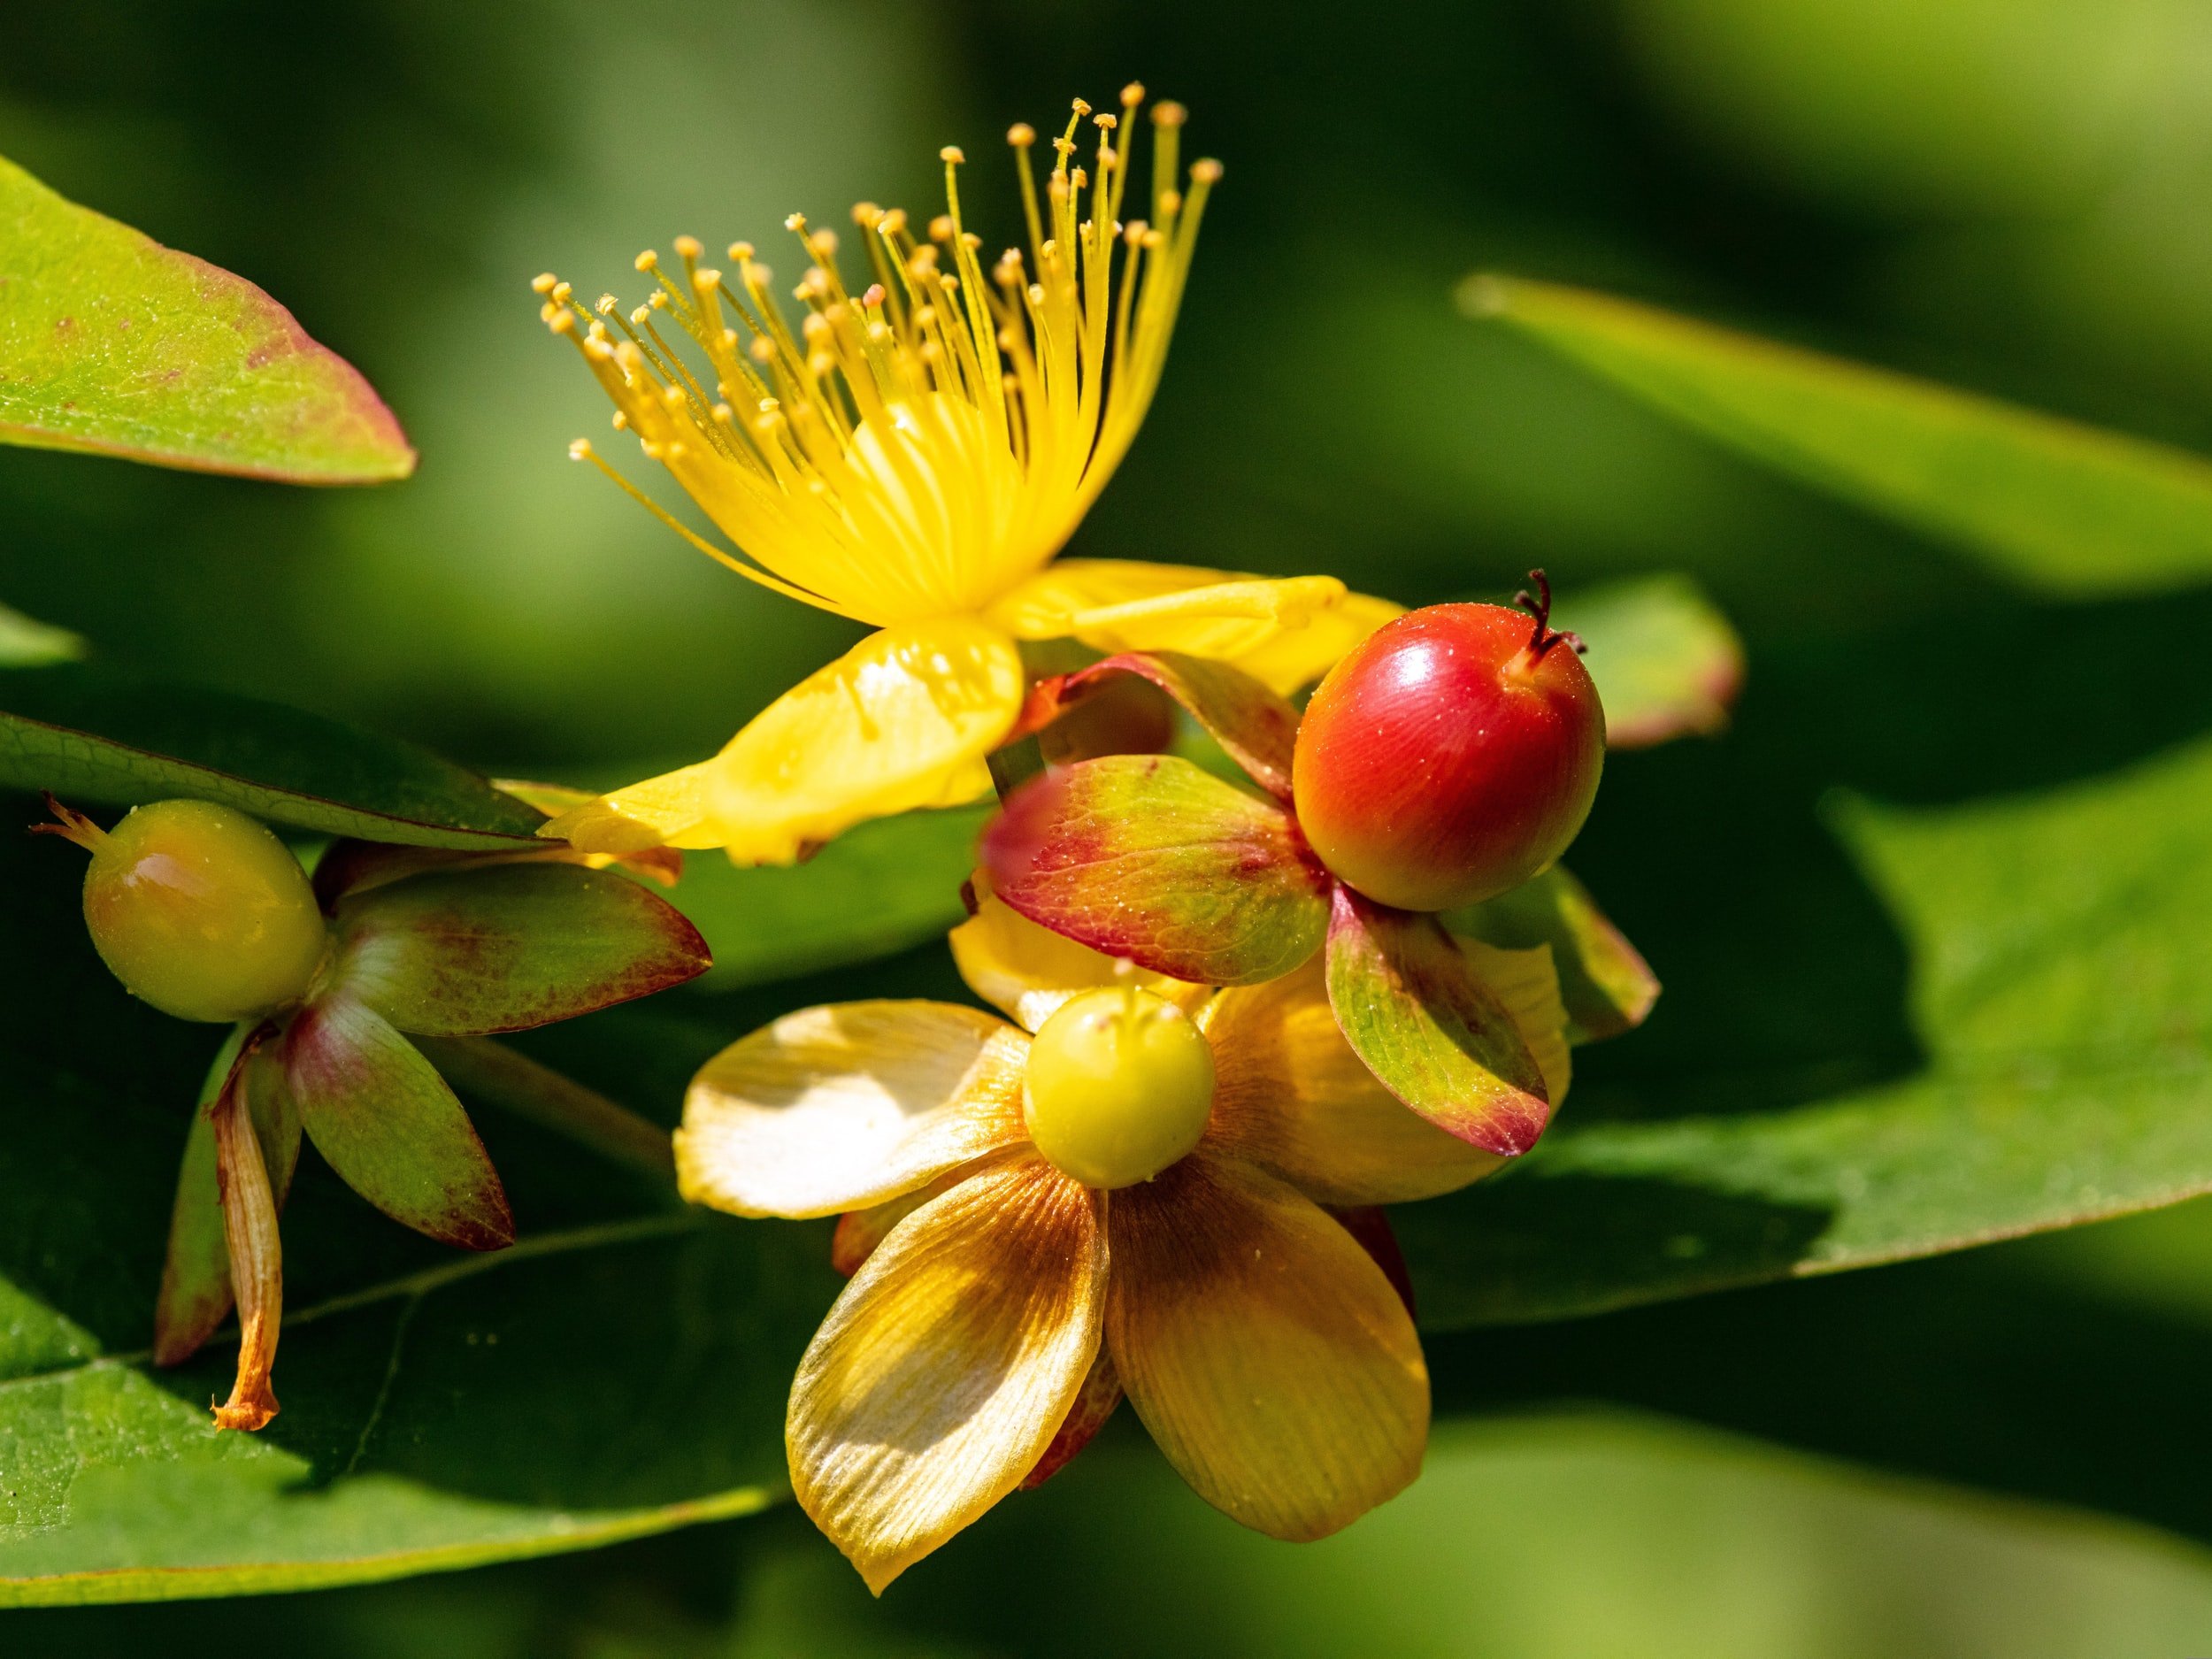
xmin=1042 ymin=651 xmax=1302 ymax=801
xmin=981 ymin=755 xmax=1332 ymax=986
xmin=0 ymin=152 xmax=414 ymax=481
xmin=327 ymin=862 xmax=710 ymax=1037
xmin=282 ymin=999 xmax=513 ymax=1250
xmin=151 ymin=1027 xmax=302 ymax=1366
xmin=1447 ymin=865 xmax=1661 ymax=1044
xmin=1558 ymin=576 xmax=1745 ymax=750
xmin=1325 ymin=885 xmax=1552 ymax=1156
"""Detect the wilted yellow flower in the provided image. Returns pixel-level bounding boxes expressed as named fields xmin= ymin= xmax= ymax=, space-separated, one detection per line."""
xmin=534 ymin=87 xmax=1395 ymax=864
xmin=672 ymin=887 xmax=1569 ymax=1589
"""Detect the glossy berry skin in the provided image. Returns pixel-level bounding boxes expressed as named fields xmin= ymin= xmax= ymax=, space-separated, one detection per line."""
xmin=1292 ymin=602 xmax=1605 ymax=912
xmin=1022 ymin=987 xmax=1215 ymax=1190
xmin=81 ymin=800 xmax=328 ymax=1023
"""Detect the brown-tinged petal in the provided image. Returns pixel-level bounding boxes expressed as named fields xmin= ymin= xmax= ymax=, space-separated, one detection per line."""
xmin=1200 ymin=957 xmax=1505 ymax=1206
xmin=1107 ymin=1155 xmax=1428 ymax=1541
xmin=156 ymin=1031 xmax=301 ymax=1366
xmin=951 ymin=874 xmax=1207 ymax=1036
xmin=678 ymin=1002 xmax=1028 ymax=1220
xmin=1022 ymin=1348 xmax=1124 ymax=1489
xmin=830 ymin=1168 xmax=972 ymax=1277
xmin=209 ymin=1039 xmax=282 ymax=1431
xmin=789 ymin=1156 xmax=1106 ymax=1593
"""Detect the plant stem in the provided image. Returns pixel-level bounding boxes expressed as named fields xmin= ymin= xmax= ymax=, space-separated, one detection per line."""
xmin=417 ymin=1035 xmax=678 ymax=1183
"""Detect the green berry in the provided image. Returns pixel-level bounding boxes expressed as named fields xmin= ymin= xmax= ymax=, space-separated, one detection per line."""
xmin=1022 ymin=987 xmax=1215 ymax=1189
xmin=65 ymin=799 xmax=327 ymax=1023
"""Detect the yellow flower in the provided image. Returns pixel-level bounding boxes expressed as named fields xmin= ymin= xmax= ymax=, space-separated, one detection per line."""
xmin=673 ymin=887 xmax=1569 ymax=1589
xmin=533 ymin=87 xmax=1397 ymax=864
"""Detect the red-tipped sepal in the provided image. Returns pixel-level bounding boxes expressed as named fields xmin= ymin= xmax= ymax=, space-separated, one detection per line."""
xmin=1324 ymin=886 xmax=1551 ymax=1156
xmin=283 ymin=998 xmax=515 ymax=1250
xmin=1029 ymin=651 xmax=1302 ymax=801
xmin=327 ymin=862 xmax=710 ymax=1037
xmin=982 ymin=757 xmax=1331 ymax=987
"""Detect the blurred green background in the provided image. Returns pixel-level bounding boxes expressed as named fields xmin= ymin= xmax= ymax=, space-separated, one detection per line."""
xmin=11 ymin=0 xmax=2212 ymax=1651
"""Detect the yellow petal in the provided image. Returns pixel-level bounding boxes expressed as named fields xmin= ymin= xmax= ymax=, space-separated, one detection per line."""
xmin=1229 ymin=590 xmax=1405 ymax=695
xmin=676 ymin=1002 xmax=1028 ymax=1219
xmin=950 ymin=872 xmax=1208 ymax=1036
xmin=1106 ymin=1154 xmax=1427 ymax=1540
xmin=1199 ymin=956 xmax=1507 ymax=1205
xmin=990 ymin=560 xmax=1395 ymax=695
xmin=547 ymin=619 xmax=1024 ymax=863
xmin=1459 ymin=938 xmax=1573 ymax=1105
xmin=540 ymin=761 xmax=726 ymax=855
xmin=789 ymin=1156 xmax=1106 ymax=1593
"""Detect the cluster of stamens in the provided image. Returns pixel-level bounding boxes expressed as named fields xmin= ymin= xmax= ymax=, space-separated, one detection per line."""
xmin=532 ymin=85 xmax=1220 ymax=627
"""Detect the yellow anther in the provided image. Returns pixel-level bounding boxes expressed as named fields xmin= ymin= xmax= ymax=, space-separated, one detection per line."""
xmin=551 ymin=281 xmax=573 ymax=305
xmin=879 ymin=209 xmax=908 ymax=235
xmin=649 ymin=290 xmax=670 ymax=310
xmin=611 ymin=411 xmax=628 ymax=430
xmin=860 ymin=282 xmax=886 ymax=308
xmin=1192 ymin=158 xmax=1224 ymax=182
xmin=569 ymin=438 xmax=593 ymax=459
xmin=1095 ymin=112 xmax=1118 ymax=131
xmin=630 ymin=305 xmax=651 ymax=326
xmin=810 ymin=229 xmax=839 ymax=256
xmin=673 ymin=234 xmax=703 ymax=259
xmin=693 ymin=267 xmax=721 ymax=291
xmin=1153 ymin=101 xmax=1187 ymax=127
xmin=940 ymin=145 xmax=965 ymax=165
xmin=852 ymin=201 xmax=882 ymax=226
xmin=1071 ymin=98 xmax=1092 ymax=117
xmin=532 ymin=272 xmax=558 ymax=294
xmin=1121 ymin=81 xmax=1145 ymax=106
xmin=728 ymin=241 xmax=756 ymax=261
xmin=785 ymin=213 xmax=808 ymax=233
xmin=634 ymin=250 xmax=659 ymax=272
xmin=546 ymin=309 xmax=576 ymax=334
xmin=1008 ymin=122 xmax=1036 ymax=146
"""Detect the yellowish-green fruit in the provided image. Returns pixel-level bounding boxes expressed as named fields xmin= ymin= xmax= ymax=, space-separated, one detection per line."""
xmin=1022 ymin=987 xmax=1215 ymax=1189
xmin=78 ymin=800 xmax=327 ymax=1023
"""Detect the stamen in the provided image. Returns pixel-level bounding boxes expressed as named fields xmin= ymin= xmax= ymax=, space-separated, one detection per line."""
xmin=210 ymin=1031 xmax=280 ymax=1432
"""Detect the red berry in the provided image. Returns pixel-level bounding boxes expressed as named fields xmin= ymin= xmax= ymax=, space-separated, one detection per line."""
xmin=1291 ymin=582 xmax=1605 ymax=911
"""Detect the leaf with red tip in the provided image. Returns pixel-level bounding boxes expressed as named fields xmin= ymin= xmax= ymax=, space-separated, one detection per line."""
xmin=0 ymin=154 xmax=414 ymax=481
xmin=1558 ymin=576 xmax=1745 ymax=749
xmin=330 ymin=864 xmax=710 ymax=1037
xmin=1325 ymin=886 xmax=1551 ymax=1156
xmin=1447 ymin=865 xmax=1660 ymax=1043
xmin=282 ymin=998 xmax=513 ymax=1250
xmin=1048 ymin=651 xmax=1301 ymax=800
xmin=981 ymin=756 xmax=1332 ymax=986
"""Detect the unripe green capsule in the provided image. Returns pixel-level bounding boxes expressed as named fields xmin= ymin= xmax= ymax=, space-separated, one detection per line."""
xmin=50 ymin=798 xmax=328 ymax=1024
xmin=1023 ymin=987 xmax=1215 ymax=1190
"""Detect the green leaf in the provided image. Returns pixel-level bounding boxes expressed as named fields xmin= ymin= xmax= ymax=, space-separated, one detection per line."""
xmin=1324 ymin=887 xmax=1551 ymax=1156
xmin=1465 ymin=273 xmax=2212 ymax=595
xmin=283 ymin=999 xmax=514 ymax=1250
xmin=1558 ymin=576 xmax=1745 ymax=749
xmin=332 ymin=863 xmax=710 ymax=1038
xmin=0 ymin=603 xmax=84 ymax=669
xmin=0 ymin=663 xmax=548 ymax=849
xmin=1447 ymin=865 xmax=1661 ymax=1044
xmin=1400 ymin=733 xmax=2212 ymax=1327
xmin=666 ymin=803 xmax=987 ymax=991
xmin=1050 ymin=652 xmax=1301 ymax=801
xmin=0 ymin=153 xmax=414 ymax=483
xmin=980 ymin=756 xmax=1332 ymax=986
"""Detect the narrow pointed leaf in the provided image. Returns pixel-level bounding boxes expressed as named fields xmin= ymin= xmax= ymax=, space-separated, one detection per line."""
xmin=283 ymin=999 xmax=513 ymax=1250
xmin=0 ymin=153 xmax=413 ymax=481
xmin=1325 ymin=886 xmax=1551 ymax=1155
xmin=0 ymin=663 xmax=548 ymax=849
xmin=981 ymin=756 xmax=1332 ymax=986
xmin=1045 ymin=651 xmax=1302 ymax=800
xmin=1558 ymin=576 xmax=1744 ymax=749
xmin=1447 ymin=865 xmax=1660 ymax=1044
xmin=330 ymin=863 xmax=710 ymax=1037
xmin=1466 ymin=273 xmax=2212 ymax=595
